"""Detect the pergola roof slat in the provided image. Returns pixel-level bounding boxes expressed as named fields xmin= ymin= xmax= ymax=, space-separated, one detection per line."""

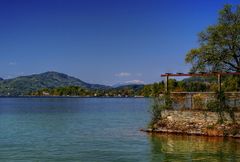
xmin=161 ymin=72 xmax=240 ymax=77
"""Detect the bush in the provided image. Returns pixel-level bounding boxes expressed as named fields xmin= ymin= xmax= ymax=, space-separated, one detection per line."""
xmin=206 ymin=100 xmax=220 ymax=112
xmin=206 ymin=90 xmax=229 ymax=123
xmin=149 ymin=92 xmax=173 ymax=128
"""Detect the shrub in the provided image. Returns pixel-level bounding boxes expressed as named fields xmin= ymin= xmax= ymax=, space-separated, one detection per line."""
xmin=149 ymin=92 xmax=173 ymax=128
xmin=206 ymin=90 xmax=229 ymax=123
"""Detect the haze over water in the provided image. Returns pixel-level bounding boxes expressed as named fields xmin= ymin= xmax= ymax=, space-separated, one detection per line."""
xmin=0 ymin=97 xmax=239 ymax=161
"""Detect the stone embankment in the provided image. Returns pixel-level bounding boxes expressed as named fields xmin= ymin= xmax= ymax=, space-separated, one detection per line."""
xmin=144 ymin=110 xmax=240 ymax=138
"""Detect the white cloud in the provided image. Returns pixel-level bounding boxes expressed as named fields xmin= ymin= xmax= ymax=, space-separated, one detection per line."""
xmin=8 ymin=62 xmax=16 ymax=66
xmin=115 ymin=72 xmax=131 ymax=77
xmin=125 ymin=80 xmax=145 ymax=84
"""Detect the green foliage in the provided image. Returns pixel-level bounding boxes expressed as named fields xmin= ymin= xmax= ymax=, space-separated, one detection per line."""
xmin=149 ymin=98 xmax=163 ymax=128
xmin=152 ymin=82 xmax=164 ymax=97
xmin=185 ymin=82 xmax=208 ymax=92
xmin=222 ymin=76 xmax=240 ymax=91
xmin=206 ymin=124 xmax=215 ymax=129
xmin=32 ymin=84 xmax=145 ymax=97
xmin=142 ymin=85 xmax=152 ymax=97
xmin=185 ymin=4 xmax=240 ymax=73
xmin=149 ymin=92 xmax=173 ymax=128
xmin=227 ymin=106 xmax=236 ymax=123
xmin=142 ymin=82 xmax=164 ymax=97
xmin=207 ymin=90 xmax=229 ymax=123
xmin=162 ymin=92 xmax=173 ymax=109
xmin=168 ymin=79 xmax=178 ymax=91
xmin=32 ymin=86 xmax=92 ymax=96
xmin=206 ymin=100 xmax=221 ymax=112
xmin=114 ymin=84 xmax=144 ymax=96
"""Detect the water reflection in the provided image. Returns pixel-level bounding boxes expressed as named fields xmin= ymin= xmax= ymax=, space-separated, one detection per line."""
xmin=149 ymin=134 xmax=240 ymax=162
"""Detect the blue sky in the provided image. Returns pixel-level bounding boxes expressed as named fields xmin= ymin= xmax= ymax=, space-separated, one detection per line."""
xmin=0 ymin=0 xmax=238 ymax=85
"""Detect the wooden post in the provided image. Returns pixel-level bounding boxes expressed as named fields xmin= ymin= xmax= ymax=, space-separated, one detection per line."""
xmin=218 ymin=74 xmax=221 ymax=92
xmin=190 ymin=93 xmax=192 ymax=109
xmin=165 ymin=75 xmax=169 ymax=92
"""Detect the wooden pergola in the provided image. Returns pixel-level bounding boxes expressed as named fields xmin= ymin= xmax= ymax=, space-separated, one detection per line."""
xmin=161 ymin=72 xmax=240 ymax=92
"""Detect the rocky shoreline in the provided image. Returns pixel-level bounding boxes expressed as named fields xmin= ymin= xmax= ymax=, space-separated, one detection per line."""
xmin=142 ymin=110 xmax=240 ymax=138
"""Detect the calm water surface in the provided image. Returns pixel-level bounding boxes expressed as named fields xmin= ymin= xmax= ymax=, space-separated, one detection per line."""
xmin=0 ymin=98 xmax=239 ymax=161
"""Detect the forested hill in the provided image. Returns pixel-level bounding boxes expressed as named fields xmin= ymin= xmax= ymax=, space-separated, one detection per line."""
xmin=0 ymin=71 xmax=238 ymax=97
xmin=0 ymin=71 xmax=110 ymax=96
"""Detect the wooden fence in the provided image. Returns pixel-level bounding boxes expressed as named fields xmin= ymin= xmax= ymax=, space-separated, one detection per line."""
xmin=168 ymin=92 xmax=240 ymax=110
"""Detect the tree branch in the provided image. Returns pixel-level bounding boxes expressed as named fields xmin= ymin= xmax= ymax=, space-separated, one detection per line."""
xmin=223 ymin=61 xmax=239 ymax=70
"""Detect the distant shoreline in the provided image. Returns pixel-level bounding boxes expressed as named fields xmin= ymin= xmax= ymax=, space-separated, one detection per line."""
xmin=0 ymin=96 xmax=147 ymax=99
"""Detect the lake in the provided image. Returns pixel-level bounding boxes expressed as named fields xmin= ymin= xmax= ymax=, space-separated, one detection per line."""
xmin=0 ymin=97 xmax=239 ymax=161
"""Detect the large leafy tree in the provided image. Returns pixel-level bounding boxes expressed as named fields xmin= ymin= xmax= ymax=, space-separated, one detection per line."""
xmin=185 ymin=4 xmax=240 ymax=72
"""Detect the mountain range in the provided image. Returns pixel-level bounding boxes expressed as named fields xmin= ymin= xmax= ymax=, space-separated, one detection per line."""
xmin=0 ymin=71 xmax=143 ymax=96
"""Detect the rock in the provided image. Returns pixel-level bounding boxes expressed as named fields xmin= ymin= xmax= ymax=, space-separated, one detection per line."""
xmin=167 ymin=116 xmax=173 ymax=121
xmin=140 ymin=128 xmax=152 ymax=132
xmin=144 ymin=110 xmax=240 ymax=138
xmin=233 ymin=134 xmax=240 ymax=138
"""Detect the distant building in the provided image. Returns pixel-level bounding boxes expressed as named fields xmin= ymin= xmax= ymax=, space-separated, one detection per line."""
xmin=42 ymin=91 xmax=50 ymax=96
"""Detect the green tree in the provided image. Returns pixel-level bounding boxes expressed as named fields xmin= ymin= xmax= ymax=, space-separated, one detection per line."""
xmin=168 ymin=79 xmax=178 ymax=91
xmin=151 ymin=82 xmax=164 ymax=97
xmin=143 ymin=85 xmax=152 ymax=97
xmin=185 ymin=4 xmax=240 ymax=73
xmin=223 ymin=76 xmax=240 ymax=91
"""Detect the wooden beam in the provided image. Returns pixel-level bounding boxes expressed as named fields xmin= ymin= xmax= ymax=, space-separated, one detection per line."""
xmin=161 ymin=72 xmax=240 ymax=77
